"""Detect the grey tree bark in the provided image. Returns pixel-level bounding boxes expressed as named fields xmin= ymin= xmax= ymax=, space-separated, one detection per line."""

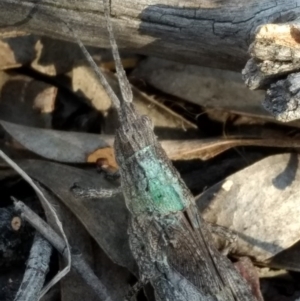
xmin=242 ymin=20 xmax=300 ymax=121
xmin=0 ymin=0 xmax=299 ymax=70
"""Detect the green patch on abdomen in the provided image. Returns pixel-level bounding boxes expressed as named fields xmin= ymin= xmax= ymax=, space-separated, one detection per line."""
xmin=136 ymin=146 xmax=188 ymax=214
xmin=147 ymin=177 xmax=185 ymax=213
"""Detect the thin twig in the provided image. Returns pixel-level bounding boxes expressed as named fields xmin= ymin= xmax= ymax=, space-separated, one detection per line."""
xmin=14 ymin=233 xmax=52 ymax=301
xmin=14 ymin=200 xmax=113 ymax=301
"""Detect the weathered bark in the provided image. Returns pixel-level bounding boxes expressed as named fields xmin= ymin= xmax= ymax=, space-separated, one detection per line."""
xmin=263 ymin=72 xmax=300 ymax=122
xmin=242 ymin=20 xmax=300 ymax=121
xmin=0 ymin=0 xmax=300 ymax=70
xmin=242 ymin=22 xmax=300 ymax=89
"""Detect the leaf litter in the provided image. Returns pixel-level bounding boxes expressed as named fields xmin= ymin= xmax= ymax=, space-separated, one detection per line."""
xmin=1 ymin=5 xmax=300 ymax=301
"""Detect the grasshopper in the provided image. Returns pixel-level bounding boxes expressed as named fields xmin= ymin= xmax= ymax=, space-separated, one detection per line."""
xmin=72 ymin=1 xmax=259 ymax=300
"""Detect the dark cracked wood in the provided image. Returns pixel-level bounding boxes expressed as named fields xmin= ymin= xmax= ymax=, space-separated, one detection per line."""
xmin=1 ymin=0 xmax=300 ymax=70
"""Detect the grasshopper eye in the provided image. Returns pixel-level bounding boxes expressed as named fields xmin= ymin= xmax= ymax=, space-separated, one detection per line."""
xmin=117 ymin=124 xmax=132 ymax=143
xmin=141 ymin=115 xmax=154 ymax=129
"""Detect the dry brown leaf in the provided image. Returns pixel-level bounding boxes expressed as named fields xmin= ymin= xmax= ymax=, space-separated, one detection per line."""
xmin=87 ymin=147 xmax=118 ymax=169
xmin=101 ymin=56 xmax=140 ymax=70
xmin=161 ymin=138 xmax=300 ymax=160
xmin=196 ymin=153 xmax=300 ymax=265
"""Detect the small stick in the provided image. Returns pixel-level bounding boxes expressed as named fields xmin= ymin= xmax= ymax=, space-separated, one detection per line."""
xmin=0 ymin=207 xmax=23 ymax=266
xmin=0 ymin=149 xmax=71 ymax=299
xmin=14 ymin=233 xmax=52 ymax=301
xmin=14 ymin=200 xmax=113 ymax=301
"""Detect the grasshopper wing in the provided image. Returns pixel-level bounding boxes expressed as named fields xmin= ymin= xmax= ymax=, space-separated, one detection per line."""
xmin=163 ymin=205 xmax=256 ymax=301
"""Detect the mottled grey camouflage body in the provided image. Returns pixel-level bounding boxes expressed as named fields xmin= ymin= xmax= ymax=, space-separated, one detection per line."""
xmin=114 ymin=104 xmax=256 ymax=301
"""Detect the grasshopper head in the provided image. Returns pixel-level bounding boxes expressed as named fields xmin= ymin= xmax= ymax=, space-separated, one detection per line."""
xmin=114 ymin=103 xmax=157 ymax=166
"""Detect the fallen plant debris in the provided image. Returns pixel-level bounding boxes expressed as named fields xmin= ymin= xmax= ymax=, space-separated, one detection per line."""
xmin=1 ymin=2 xmax=300 ymax=301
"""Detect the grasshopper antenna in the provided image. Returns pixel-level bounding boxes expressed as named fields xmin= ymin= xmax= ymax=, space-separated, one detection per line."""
xmin=56 ymin=0 xmax=135 ymax=122
xmin=67 ymin=25 xmax=121 ymax=110
xmin=101 ymin=0 xmax=133 ymax=104
xmin=61 ymin=0 xmax=135 ymax=122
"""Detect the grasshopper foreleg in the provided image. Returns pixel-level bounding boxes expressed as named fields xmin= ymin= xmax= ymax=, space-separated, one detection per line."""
xmin=71 ymin=183 xmax=121 ymax=199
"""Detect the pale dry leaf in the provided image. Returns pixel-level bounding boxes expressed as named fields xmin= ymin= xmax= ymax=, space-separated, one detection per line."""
xmin=32 ymin=38 xmax=137 ymax=77
xmin=72 ymin=65 xmax=112 ymax=112
xmin=31 ymin=37 xmax=84 ymax=76
xmin=33 ymin=85 xmax=57 ymax=113
xmin=132 ymin=57 xmax=266 ymax=116
xmin=0 ymin=35 xmax=37 ymax=70
xmin=196 ymin=153 xmax=300 ymax=263
xmin=0 ymin=120 xmax=114 ymax=163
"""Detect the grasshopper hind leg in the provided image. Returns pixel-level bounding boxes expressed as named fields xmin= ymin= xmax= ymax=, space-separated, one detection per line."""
xmin=207 ymin=223 xmax=237 ymax=256
xmin=124 ymin=280 xmax=147 ymax=301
